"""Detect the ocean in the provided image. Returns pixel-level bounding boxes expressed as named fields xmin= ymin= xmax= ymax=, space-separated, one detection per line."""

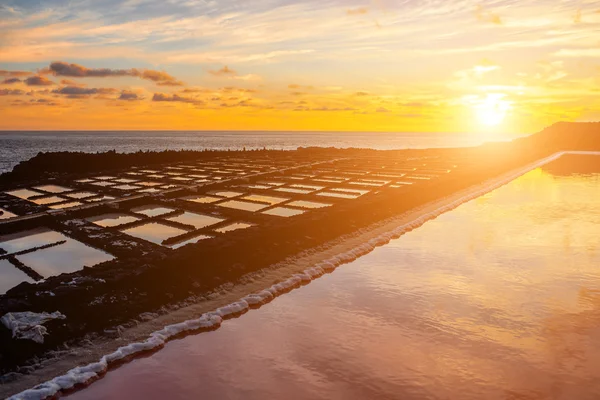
xmin=0 ymin=131 xmax=502 ymax=174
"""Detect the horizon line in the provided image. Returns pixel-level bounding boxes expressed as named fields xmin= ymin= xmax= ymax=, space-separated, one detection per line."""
xmin=0 ymin=129 xmax=521 ymax=135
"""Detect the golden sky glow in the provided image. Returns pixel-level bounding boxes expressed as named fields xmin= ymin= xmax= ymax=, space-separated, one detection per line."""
xmin=0 ymin=0 xmax=599 ymax=133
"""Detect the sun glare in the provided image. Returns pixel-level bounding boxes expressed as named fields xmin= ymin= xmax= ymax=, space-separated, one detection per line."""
xmin=475 ymin=94 xmax=511 ymax=127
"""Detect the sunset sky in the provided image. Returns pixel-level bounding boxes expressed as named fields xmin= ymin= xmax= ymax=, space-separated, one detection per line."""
xmin=0 ymin=0 xmax=599 ymax=133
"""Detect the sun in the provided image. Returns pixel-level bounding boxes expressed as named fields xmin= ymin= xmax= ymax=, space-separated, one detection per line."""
xmin=475 ymin=94 xmax=511 ymax=127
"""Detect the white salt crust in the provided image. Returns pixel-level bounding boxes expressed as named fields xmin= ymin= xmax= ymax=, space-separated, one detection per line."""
xmin=9 ymin=151 xmax=600 ymax=400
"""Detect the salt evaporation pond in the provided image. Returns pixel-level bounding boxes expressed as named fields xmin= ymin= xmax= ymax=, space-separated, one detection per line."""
xmin=70 ymin=161 xmax=600 ymax=400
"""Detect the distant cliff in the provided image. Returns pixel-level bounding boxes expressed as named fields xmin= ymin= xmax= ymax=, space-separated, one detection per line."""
xmin=515 ymin=122 xmax=600 ymax=153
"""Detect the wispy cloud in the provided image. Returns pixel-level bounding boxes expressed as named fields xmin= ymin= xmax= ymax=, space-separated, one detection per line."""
xmin=152 ymin=93 xmax=203 ymax=105
xmin=0 ymin=88 xmax=25 ymax=96
xmin=475 ymin=4 xmax=502 ymax=25
xmin=119 ymin=91 xmax=143 ymax=101
xmin=2 ymin=78 xmax=21 ymax=85
xmin=0 ymin=70 xmax=32 ymax=77
xmin=42 ymin=62 xmax=184 ymax=86
xmin=52 ymin=86 xmax=118 ymax=98
xmin=347 ymin=7 xmax=368 ymax=15
xmin=209 ymin=66 xmax=236 ymax=76
xmin=24 ymin=76 xmax=55 ymax=86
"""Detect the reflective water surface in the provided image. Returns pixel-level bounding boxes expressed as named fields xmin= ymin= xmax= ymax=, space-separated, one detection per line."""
xmin=87 ymin=214 xmax=141 ymax=228
xmin=121 ymin=222 xmax=187 ymax=245
xmin=165 ymin=212 xmax=224 ymax=229
xmin=216 ymin=200 xmax=266 ymax=212
xmin=72 ymin=160 xmax=600 ymax=400
xmin=0 ymin=229 xmax=115 ymax=278
xmin=287 ymin=200 xmax=332 ymax=209
xmin=262 ymin=207 xmax=306 ymax=217
xmin=0 ymin=260 xmax=35 ymax=295
xmin=214 ymin=222 xmax=253 ymax=233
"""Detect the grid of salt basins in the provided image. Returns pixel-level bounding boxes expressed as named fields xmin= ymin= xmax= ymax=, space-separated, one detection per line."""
xmin=0 ymin=156 xmax=456 ymax=295
xmin=4 ymin=184 xmax=110 ymax=212
xmin=84 ymin=204 xmax=252 ymax=250
xmin=0 ymin=228 xmax=115 ymax=295
xmin=0 ymin=158 xmax=298 ymax=221
xmin=0 ymin=159 xmax=300 ymax=294
xmin=165 ymin=157 xmax=457 ymax=222
xmin=68 ymin=160 xmax=283 ymax=199
xmin=76 ymin=158 xmax=449 ymax=250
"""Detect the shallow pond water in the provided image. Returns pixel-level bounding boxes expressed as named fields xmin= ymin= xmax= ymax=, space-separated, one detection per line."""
xmin=0 ymin=229 xmax=114 ymax=278
xmin=90 ymin=181 xmax=116 ymax=187
xmin=0 ymin=260 xmax=35 ymax=294
xmin=86 ymin=196 xmax=115 ymax=202
xmin=67 ymin=192 xmax=98 ymax=199
xmin=0 ymin=229 xmax=65 ymax=253
xmin=112 ymin=184 xmax=141 ymax=191
xmin=216 ymin=200 xmax=266 ymax=212
xmin=136 ymin=182 xmax=162 ymax=187
xmin=33 ymin=185 xmax=72 ymax=193
xmin=131 ymin=206 xmax=176 ymax=218
xmin=113 ymin=178 xmax=138 ymax=184
xmin=30 ymin=196 xmax=64 ymax=205
xmin=0 ymin=207 xmax=17 ymax=220
xmin=290 ymin=184 xmax=325 ymax=191
xmin=246 ymin=185 xmax=272 ymax=190
xmin=212 ymin=191 xmax=245 ymax=198
xmin=330 ymin=188 xmax=369 ymax=195
xmin=70 ymin=159 xmax=600 ymax=400
xmin=182 ymin=195 xmax=221 ymax=204
xmin=287 ymin=200 xmax=331 ymax=209
xmin=168 ymin=234 xmax=212 ymax=249
xmin=262 ymin=207 xmax=305 ymax=217
xmin=274 ymin=187 xmax=313 ymax=194
xmin=214 ymin=222 xmax=253 ymax=233
xmin=166 ymin=212 xmax=224 ymax=229
xmin=121 ymin=222 xmax=188 ymax=245
xmin=48 ymin=201 xmax=83 ymax=209
xmin=139 ymin=188 xmax=161 ymax=194
xmin=17 ymin=238 xmax=113 ymax=277
xmin=5 ymin=188 xmax=42 ymax=200
xmin=317 ymin=191 xmax=360 ymax=199
xmin=87 ymin=214 xmax=141 ymax=228
xmin=242 ymin=194 xmax=288 ymax=205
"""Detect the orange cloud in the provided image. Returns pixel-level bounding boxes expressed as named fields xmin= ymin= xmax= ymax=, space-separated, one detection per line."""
xmin=119 ymin=91 xmax=143 ymax=101
xmin=288 ymin=84 xmax=313 ymax=90
xmin=43 ymin=62 xmax=132 ymax=78
xmin=52 ymin=86 xmax=118 ymax=98
xmin=2 ymin=78 xmax=21 ymax=85
xmin=347 ymin=7 xmax=368 ymax=15
xmin=152 ymin=93 xmax=203 ymax=105
xmin=137 ymin=69 xmax=183 ymax=86
xmin=0 ymin=89 xmax=25 ymax=96
xmin=0 ymin=70 xmax=32 ymax=77
xmin=209 ymin=66 xmax=236 ymax=76
xmin=475 ymin=5 xmax=502 ymax=25
xmin=181 ymin=88 xmax=211 ymax=93
xmin=24 ymin=76 xmax=55 ymax=86
xmin=60 ymin=79 xmax=85 ymax=87
xmin=41 ymin=61 xmax=184 ymax=86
